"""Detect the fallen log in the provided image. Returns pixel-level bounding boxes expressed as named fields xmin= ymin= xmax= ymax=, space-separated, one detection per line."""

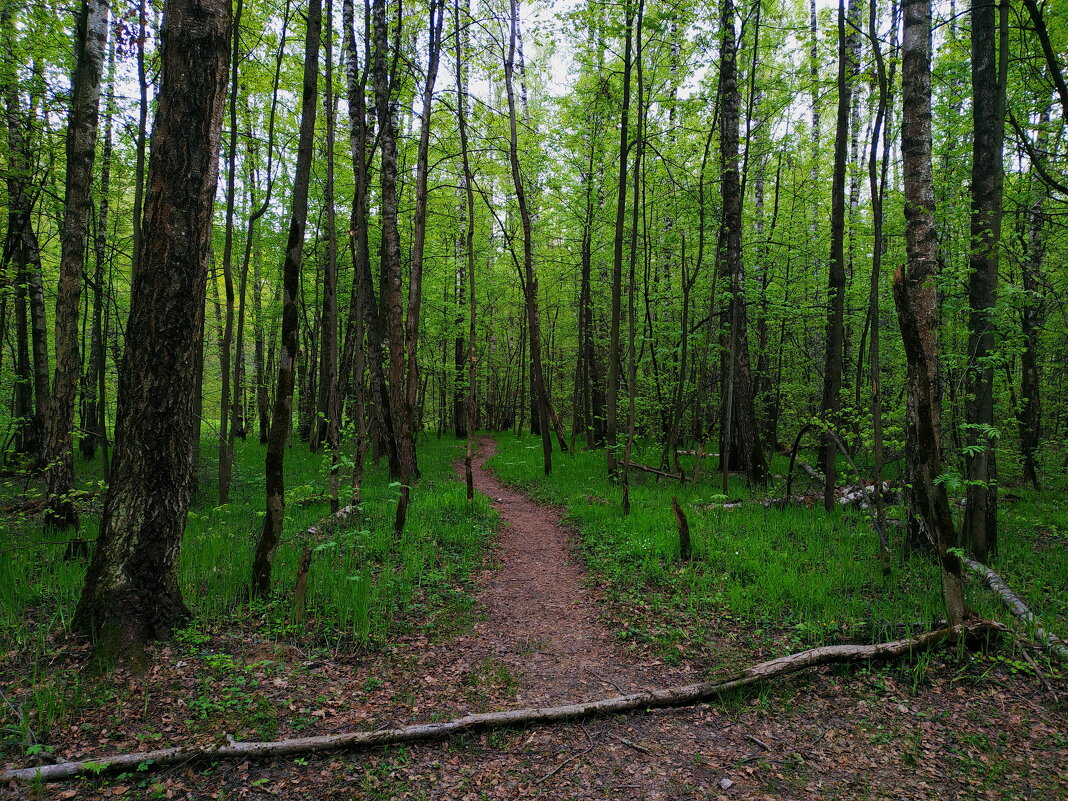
xmin=961 ymin=556 xmax=1068 ymax=660
xmin=626 ymin=461 xmax=680 ymax=480
xmin=1 ymin=620 xmax=1001 ymax=783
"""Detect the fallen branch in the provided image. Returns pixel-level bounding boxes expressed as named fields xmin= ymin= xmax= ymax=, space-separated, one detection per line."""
xmin=292 ymin=505 xmax=361 ymax=622
xmin=626 ymin=461 xmax=681 ymax=480
xmin=961 ymin=556 xmax=1068 ymax=661
xmin=1 ymin=620 xmax=1001 ymax=783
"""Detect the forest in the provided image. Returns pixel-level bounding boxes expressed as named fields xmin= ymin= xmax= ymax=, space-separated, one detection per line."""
xmin=1 ymin=0 xmax=1066 ymax=796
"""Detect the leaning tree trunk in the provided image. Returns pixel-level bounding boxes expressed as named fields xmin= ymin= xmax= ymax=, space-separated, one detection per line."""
xmin=250 ymin=0 xmax=321 ymax=598
xmin=963 ymin=0 xmax=1007 ymax=563
xmin=894 ymin=0 xmax=966 ymax=625
xmin=72 ymin=0 xmax=230 ymax=666
xmin=44 ymin=0 xmax=109 ymax=535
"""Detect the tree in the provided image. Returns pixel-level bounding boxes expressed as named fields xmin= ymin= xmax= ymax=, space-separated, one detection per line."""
xmin=43 ymin=0 xmax=109 ymax=536
xmin=820 ymin=0 xmax=855 ymax=510
xmin=250 ymin=0 xmax=321 ymax=597
xmin=718 ymin=0 xmax=767 ymax=487
xmin=73 ymin=0 xmax=231 ymax=664
xmin=454 ymin=0 xmax=477 ymax=499
xmin=606 ymin=0 xmax=633 ymax=478
xmin=963 ymin=0 xmax=1008 ymax=563
xmin=217 ymin=0 xmax=244 ymax=504
xmin=373 ymin=0 xmax=413 ymax=486
xmin=895 ymin=0 xmax=965 ymax=625
xmin=505 ymin=0 xmax=552 ymax=476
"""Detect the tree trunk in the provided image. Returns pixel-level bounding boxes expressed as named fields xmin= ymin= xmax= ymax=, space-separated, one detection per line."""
xmin=963 ymin=0 xmax=1007 ymax=563
xmin=895 ymin=0 xmax=966 ymax=625
xmin=1019 ymin=104 xmax=1048 ymax=491
xmin=217 ymin=0 xmax=243 ymax=505
xmin=621 ymin=0 xmax=644 ymax=515
xmin=80 ymin=44 xmax=115 ymax=466
xmin=44 ymin=0 xmax=109 ymax=533
xmin=2 ymin=9 xmax=43 ymax=457
xmin=3 ymin=621 xmax=1000 ymax=783
xmin=402 ymin=0 xmax=444 ymax=480
xmin=130 ymin=0 xmax=149 ymax=277
xmin=373 ymin=0 xmax=413 ymax=488
xmin=72 ymin=0 xmax=230 ymax=665
xmin=866 ymin=0 xmax=896 ymax=564
xmin=251 ymin=0 xmax=321 ymax=598
xmin=317 ymin=0 xmax=341 ymax=510
xmin=820 ymin=0 xmax=854 ymax=510
xmin=606 ymin=2 xmax=633 ymax=477
xmin=454 ymin=0 xmax=477 ymax=499
xmin=343 ymin=0 xmax=400 ymax=480
xmin=718 ymin=0 xmax=768 ymax=486
xmin=505 ymin=0 xmax=551 ymax=475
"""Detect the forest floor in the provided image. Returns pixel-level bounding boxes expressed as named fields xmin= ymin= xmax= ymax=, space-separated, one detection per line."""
xmin=2 ymin=437 xmax=1067 ymax=800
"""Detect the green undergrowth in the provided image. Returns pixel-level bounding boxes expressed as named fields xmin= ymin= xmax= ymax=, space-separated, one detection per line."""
xmin=0 ymin=435 xmax=495 ymax=650
xmin=487 ymin=434 xmax=1067 ymax=664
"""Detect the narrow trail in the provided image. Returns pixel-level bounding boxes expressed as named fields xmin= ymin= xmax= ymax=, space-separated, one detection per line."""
xmin=461 ymin=436 xmax=692 ymax=706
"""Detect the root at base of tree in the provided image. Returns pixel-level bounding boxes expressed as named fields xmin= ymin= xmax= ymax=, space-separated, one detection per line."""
xmin=0 ymin=620 xmax=1003 ymax=783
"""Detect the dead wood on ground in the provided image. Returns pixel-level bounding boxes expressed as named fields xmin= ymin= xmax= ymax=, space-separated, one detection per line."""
xmin=1 ymin=620 xmax=1001 ymax=783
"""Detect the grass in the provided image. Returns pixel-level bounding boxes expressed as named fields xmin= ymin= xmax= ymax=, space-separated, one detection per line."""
xmin=0 ymin=434 xmax=494 ymax=645
xmin=487 ymin=433 xmax=1067 ymax=661
xmin=0 ymin=434 xmax=495 ymax=755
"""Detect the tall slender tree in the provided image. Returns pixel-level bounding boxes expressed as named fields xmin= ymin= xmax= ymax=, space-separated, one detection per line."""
xmin=505 ymin=0 xmax=552 ymax=475
xmin=820 ymin=0 xmax=855 ymax=510
xmin=963 ymin=0 xmax=1008 ymax=562
xmin=44 ymin=0 xmax=109 ymax=536
xmin=606 ymin=0 xmax=633 ymax=477
xmin=895 ymin=0 xmax=966 ymax=624
xmin=719 ymin=0 xmax=767 ymax=486
xmin=251 ymin=0 xmax=321 ymax=597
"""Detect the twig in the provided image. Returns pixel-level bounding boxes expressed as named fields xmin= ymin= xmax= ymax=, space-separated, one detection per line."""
xmin=804 ymin=727 xmax=827 ymax=751
xmin=745 ymin=734 xmax=771 ymax=751
xmin=1019 ymin=645 xmax=1059 ymax=704
xmin=537 ymin=725 xmax=595 ymax=783
xmin=609 ymin=733 xmax=652 ymax=755
xmin=586 ymin=669 xmax=625 ymax=695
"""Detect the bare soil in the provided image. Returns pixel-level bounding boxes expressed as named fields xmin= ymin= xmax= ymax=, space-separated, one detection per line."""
xmin=2 ymin=437 xmax=1066 ymax=800
xmin=460 ymin=436 xmax=693 ymax=707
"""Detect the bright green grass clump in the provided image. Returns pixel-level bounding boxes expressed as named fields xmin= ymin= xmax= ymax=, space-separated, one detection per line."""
xmin=0 ymin=435 xmax=494 ymax=647
xmin=488 ymin=434 xmax=1067 ymax=656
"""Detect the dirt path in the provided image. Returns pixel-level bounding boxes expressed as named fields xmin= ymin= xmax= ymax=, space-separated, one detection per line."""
xmin=463 ymin=436 xmax=689 ymax=707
